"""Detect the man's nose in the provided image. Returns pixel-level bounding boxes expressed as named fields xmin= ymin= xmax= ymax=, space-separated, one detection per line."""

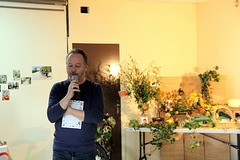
xmin=72 ymin=66 xmax=77 ymax=72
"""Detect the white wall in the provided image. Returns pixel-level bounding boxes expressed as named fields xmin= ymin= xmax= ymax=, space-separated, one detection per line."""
xmin=69 ymin=0 xmax=198 ymax=77
xmin=0 ymin=4 xmax=67 ymax=160
xmin=68 ymin=0 xmax=197 ymax=159
xmin=196 ymin=0 xmax=240 ymax=159
xmin=197 ymin=0 xmax=240 ymax=99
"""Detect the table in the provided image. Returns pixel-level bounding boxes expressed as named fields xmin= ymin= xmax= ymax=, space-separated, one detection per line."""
xmin=125 ymin=128 xmax=240 ymax=160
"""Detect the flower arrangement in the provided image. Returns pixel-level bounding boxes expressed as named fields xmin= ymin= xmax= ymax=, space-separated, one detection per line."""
xmin=156 ymin=89 xmax=191 ymax=116
xmin=120 ymin=57 xmax=161 ymax=112
xmin=155 ymin=86 xmax=216 ymax=118
xmin=187 ymin=92 xmax=216 ymax=116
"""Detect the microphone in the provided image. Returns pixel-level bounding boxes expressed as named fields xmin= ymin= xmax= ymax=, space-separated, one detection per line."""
xmin=72 ymin=75 xmax=78 ymax=84
xmin=71 ymin=75 xmax=80 ymax=100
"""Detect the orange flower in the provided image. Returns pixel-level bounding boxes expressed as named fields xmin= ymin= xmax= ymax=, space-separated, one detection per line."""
xmin=154 ymin=121 xmax=159 ymax=124
xmin=142 ymin=105 xmax=148 ymax=110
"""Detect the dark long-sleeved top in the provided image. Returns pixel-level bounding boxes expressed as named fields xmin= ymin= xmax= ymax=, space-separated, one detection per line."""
xmin=47 ymin=79 xmax=104 ymax=153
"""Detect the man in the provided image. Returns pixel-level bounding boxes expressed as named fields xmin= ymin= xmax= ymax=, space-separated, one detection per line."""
xmin=47 ymin=49 xmax=104 ymax=160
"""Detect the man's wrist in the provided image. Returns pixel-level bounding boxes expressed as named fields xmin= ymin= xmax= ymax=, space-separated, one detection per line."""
xmin=65 ymin=95 xmax=71 ymax=101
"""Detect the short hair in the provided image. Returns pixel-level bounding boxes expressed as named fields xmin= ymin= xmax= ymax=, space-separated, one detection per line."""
xmin=66 ymin=48 xmax=88 ymax=65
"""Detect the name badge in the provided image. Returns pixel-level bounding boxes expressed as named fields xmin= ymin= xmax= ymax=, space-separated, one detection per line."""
xmin=62 ymin=100 xmax=84 ymax=129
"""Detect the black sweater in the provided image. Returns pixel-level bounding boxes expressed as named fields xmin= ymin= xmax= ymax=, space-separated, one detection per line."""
xmin=47 ymin=79 xmax=104 ymax=153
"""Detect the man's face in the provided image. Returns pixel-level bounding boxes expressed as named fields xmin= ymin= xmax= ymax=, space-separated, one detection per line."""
xmin=66 ymin=53 xmax=88 ymax=82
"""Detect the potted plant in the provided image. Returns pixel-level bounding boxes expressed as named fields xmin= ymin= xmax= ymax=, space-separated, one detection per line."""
xmin=96 ymin=114 xmax=116 ymax=152
xmin=120 ymin=57 xmax=161 ymax=114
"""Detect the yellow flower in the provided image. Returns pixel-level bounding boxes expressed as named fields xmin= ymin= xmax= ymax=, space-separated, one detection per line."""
xmin=205 ymin=111 xmax=210 ymax=116
xmin=204 ymin=104 xmax=212 ymax=110
xmin=166 ymin=119 xmax=174 ymax=124
xmin=212 ymin=106 xmax=217 ymax=111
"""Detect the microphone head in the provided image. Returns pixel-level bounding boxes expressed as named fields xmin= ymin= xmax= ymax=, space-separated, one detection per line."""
xmin=71 ymin=75 xmax=78 ymax=82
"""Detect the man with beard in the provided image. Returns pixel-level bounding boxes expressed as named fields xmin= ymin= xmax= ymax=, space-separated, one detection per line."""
xmin=47 ymin=49 xmax=104 ymax=160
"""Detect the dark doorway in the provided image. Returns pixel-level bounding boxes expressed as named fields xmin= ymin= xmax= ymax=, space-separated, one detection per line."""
xmin=72 ymin=43 xmax=121 ymax=160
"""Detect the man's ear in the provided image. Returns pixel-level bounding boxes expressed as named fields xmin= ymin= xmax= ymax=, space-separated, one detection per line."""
xmin=85 ymin=65 xmax=88 ymax=72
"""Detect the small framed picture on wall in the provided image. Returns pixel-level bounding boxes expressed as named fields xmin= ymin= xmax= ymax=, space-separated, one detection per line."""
xmin=2 ymin=90 xmax=9 ymax=101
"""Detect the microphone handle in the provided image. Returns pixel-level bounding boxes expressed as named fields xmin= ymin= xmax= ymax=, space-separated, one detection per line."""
xmin=72 ymin=86 xmax=80 ymax=100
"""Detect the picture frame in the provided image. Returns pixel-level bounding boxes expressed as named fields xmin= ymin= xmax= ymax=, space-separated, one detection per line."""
xmin=141 ymin=116 xmax=148 ymax=125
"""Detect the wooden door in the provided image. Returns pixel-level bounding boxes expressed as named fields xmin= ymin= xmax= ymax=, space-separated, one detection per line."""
xmin=72 ymin=43 xmax=121 ymax=160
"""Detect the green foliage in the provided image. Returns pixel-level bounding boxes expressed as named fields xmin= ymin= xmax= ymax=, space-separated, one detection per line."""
xmin=189 ymin=133 xmax=201 ymax=152
xmin=198 ymin=66 xmax=220 ymax=104
xmin=96 ymin=116 xmax=116 ymax=149
xmin=183 ymin=115 xmax=214 ymax=129
xmin=129 ymin=119 xmax=176 ymax=155
xmin=129 ymin=119 xmax=140 ymax=129
xmin=182 ymin=115 xmax=214 ymax=151
xmin=150 ymin=121 xmax=176 ymax=149
xmin=184 ymin=120 xmax=203 ymax=129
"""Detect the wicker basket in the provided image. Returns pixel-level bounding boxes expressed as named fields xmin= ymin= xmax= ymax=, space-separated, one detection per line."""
xmin=213 ymin=106 xmax=237 ymax=129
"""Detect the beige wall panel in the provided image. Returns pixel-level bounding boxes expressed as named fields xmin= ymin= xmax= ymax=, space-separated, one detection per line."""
xmin=204 ymin=133 xmax=230 ymax=160
xmin=160 ymin=133 xmax=184 ymax=160
xmin=184 ymin=133 xmax=204 ymax=160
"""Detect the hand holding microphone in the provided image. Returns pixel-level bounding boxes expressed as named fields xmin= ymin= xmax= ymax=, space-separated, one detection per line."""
xmin=71 ymin=75 xmax=80 ymax=99
xmin=71 ymin=75 xmax=78 ymax=88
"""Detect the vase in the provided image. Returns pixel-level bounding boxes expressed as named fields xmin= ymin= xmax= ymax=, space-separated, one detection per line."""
xmin=141 ymin=110 xmax=147 ymax=116
xmin=152 ymin=104 xmax=162 ymax=123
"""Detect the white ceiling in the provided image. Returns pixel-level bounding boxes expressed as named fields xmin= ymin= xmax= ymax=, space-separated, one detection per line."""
xmin=141 ymin=0 xmax=211 ymax=3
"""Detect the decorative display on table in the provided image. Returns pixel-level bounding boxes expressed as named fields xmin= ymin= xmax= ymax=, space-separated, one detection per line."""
xmin=123 ymin=62 xmax=238 ymax=155
xmin=155 ymin=85 xmax=215 ymax=124
xmin=120 ymin=56 xmax=161 ymax=118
